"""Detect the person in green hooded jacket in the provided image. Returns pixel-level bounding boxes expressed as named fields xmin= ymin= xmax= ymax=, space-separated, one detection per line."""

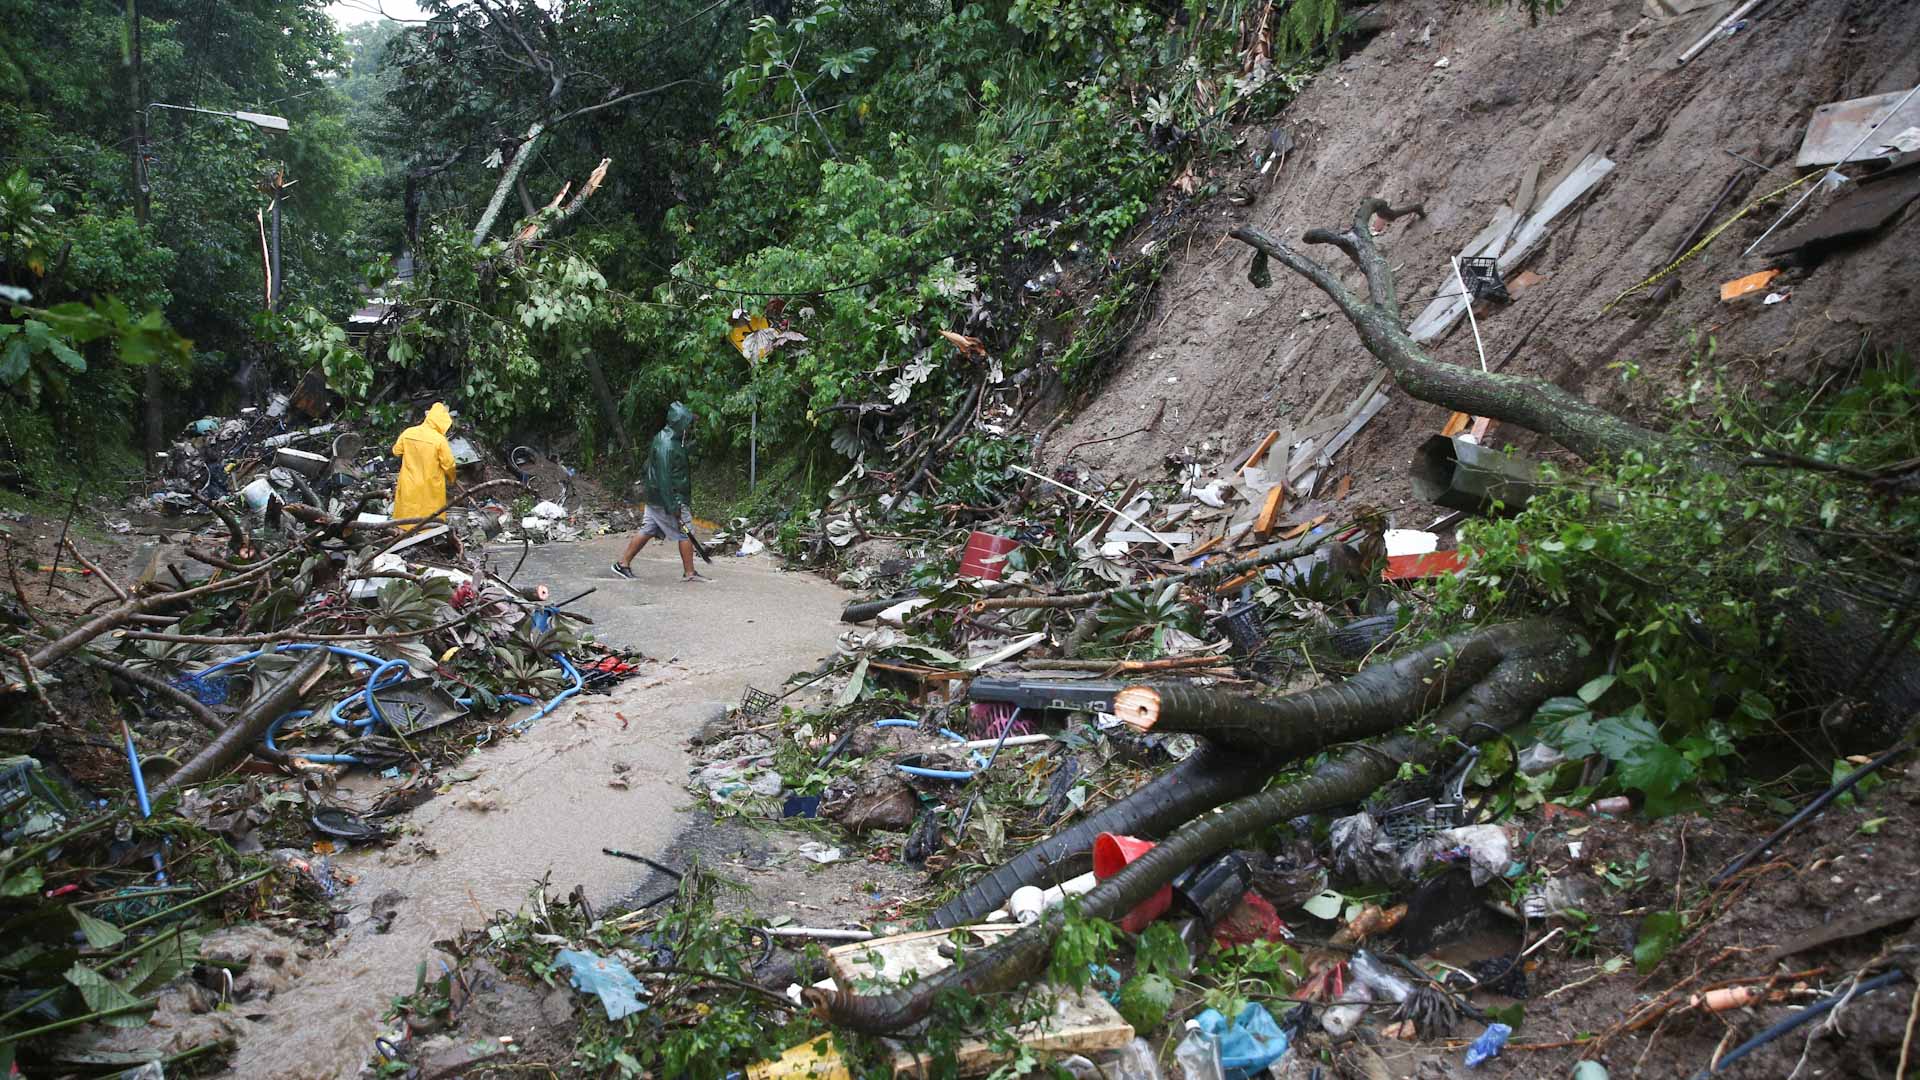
xmin=613 ymin=402 xmax=709 ymax=582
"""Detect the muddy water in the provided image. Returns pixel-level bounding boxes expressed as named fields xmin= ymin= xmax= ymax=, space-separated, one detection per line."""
xmin=224 ymin=540 xmax=846 ymax=1079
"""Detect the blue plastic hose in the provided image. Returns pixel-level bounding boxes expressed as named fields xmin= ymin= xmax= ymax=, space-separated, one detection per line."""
xmin=119 ymin=722 xmax=168 ymax=882
xmin=872 ymin=718 xmax=1001 ymax=780
xmin=186 ymin=637 xmax=573 ymax=766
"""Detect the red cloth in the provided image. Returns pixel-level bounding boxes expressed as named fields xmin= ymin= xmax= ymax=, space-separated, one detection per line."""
xmin=1214 ymin=891 xmax=1290 ymax=949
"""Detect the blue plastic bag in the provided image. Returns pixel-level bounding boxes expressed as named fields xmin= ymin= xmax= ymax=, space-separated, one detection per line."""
xmin=557 ymin=949 xmax=647 ymax=1021
xmin=1194 ymin=1003 xmax=1290 ymax=1079
xmin=1465 ymin=1022 xmax=1511 ymax=1068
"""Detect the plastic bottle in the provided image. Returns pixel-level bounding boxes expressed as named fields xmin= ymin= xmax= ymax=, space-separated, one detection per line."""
xmin=1173 ymin=1019 xmax=1225 ymax=1080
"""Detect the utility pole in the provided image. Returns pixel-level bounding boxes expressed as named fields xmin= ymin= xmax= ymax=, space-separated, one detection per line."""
xmin=128 ymin=0 xmax=163 ymax=465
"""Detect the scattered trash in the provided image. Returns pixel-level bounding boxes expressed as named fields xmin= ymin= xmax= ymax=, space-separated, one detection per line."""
xmin=556 ymin=949 xmax=648 ymax=1021
xmin=1190 ymin=1003 xmax=1290 ymax=1080
xmin=798 ymin=842 xmax=844 ymax=865
xmin=1463 ymin=1022 xmax=1512 ymax=1068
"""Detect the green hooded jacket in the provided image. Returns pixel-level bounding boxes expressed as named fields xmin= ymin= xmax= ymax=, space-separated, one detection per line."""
xmin=644 ymin=402 xmax=693 ymax=513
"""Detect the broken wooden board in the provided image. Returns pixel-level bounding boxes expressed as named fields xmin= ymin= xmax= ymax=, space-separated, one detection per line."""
xmin=1240 ymin=429 xmax=1280 ymax=470
xmin=1405 ymin=205 xmax=1521 ymax=339
xmin=1253 ymin=483 xmax=1286 ymax=537
xmin=1409 ymin=155 xmax=1615 ymax=344
xmin=1796 ymin=86 xmax=1920 ymax=167
xmin=1763 ymin=166 xmax=1920 ymax=257
xmin=826 ymin=927 xmax=1135 ymax=1078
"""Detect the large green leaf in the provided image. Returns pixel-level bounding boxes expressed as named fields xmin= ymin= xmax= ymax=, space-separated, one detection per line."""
xmin=1117 ymin=973 xmax=1175 ymax=1032
xmin=71 ymin=907 xmax=126 ymax=949
xmin=63 ymin=963 xmax=152 ymax=1029
xmin=1634 ymin=910 xmax=1684 ymax=974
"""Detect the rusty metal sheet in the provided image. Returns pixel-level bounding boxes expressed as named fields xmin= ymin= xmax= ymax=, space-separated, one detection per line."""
xmin=1797 ymin=86 xmax=1920 ymax=167
xmin=1765 ymin=169 xmax=1920 ymax=256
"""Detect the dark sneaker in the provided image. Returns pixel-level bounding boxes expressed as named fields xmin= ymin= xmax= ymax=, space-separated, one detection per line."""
xmin=611 ymin=562 xmax=634 ymax=580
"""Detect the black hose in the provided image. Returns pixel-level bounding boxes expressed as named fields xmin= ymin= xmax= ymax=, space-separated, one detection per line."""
xmin=841 ymin=594 xmax=920 ymax=624
xmin=1690 ymin=969 xmax=1906 ymax=1078
xmin=927 ymin=741 xmax=1279 ymax=927
xmin=1710 ymin=742 xmax=1911 ymax=887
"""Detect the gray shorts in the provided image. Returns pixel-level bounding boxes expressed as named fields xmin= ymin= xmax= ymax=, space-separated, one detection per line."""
xmin=637 ymin=504 xmax=687 ymax=542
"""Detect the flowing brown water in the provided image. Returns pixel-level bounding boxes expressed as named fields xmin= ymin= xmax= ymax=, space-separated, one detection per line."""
xmin=218 ymin=540 xmax=846 ymax=1078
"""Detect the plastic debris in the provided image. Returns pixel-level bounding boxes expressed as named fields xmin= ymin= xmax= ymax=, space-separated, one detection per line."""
xmin=1192 ymin=1003 xmax=1290 ymax=1079
xmin=797 ymin=841 xmax=843 ymax=864
xmin=1173 ymin=1020 xmax=1224 ymax=1080
xmin=1349 ymin=949 xmax=1414 ymax=1003
xmin=1464 ymin=1022 xmax=1512 ymax=1068
xmin=556 ymin=948 xmax=648 ymax=1021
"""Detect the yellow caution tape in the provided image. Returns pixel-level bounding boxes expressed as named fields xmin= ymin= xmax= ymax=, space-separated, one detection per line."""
xmin=1602 ymin=171 xmax=1821 ymax=314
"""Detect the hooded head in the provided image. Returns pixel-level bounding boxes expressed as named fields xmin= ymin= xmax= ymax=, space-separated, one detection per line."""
xmin=666 ymin=401 xmax=692 ymax=435
xmin=425 ymin=402 xmax=453 ymax=435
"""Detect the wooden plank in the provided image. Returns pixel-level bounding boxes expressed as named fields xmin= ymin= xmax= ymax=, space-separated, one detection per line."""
xmin=1240 ymin=429 xmax=1280 ymax=471
xmin=824 ymin=928 xmax=1133 ymax=1078
xmin=1174 ymin=535 xmax=1224 ymax=562
xmin=1289 ymin=372 xmax=1388 ymax=485
xmin=1213 ymin=570 xmax=1260 ymax=594
xmin=1291 ymin=387 xmax=1390 ymax=486
xmin=1253 ymin=483 xmax=1286 ymax=537
xmin=1439 ymin=412 xmax=1470 ymax=438
xmin=1410 ymin=156 xmax=1615 ymax=344
xmin=1280 ymin=513 xmax=1328 ymax=541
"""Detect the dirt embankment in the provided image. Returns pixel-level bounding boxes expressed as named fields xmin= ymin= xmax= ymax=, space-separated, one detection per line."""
xmin=1051 ymin=0 xmax=1920 ymax=506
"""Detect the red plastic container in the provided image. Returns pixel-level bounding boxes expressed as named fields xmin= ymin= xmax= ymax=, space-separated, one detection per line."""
xmin=959 ymin=530 xmax=1019 ymax=581
xmin=1092 ymin=833 xmax=1174 ymax=933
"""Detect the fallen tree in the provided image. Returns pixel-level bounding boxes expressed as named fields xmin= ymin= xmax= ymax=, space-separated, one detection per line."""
xmin=815 ymin=617 xmax=1589 ymax=1031
xmin=930 ymin=621 xmax=1535 ymax=927
xmin=1228 ymin=200 xmax=1920 ymax=731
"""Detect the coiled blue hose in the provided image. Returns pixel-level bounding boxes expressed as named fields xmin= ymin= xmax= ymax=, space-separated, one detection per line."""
xmin=185 ymin=633 xmax=570 ymax=767
xmin=872 ymin=719 xmax=988 ymax=780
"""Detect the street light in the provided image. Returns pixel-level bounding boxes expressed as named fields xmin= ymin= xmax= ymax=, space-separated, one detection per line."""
xmin=139 ymin=103 xmax=294 ymax=309
xmin=144 ymin=103 xmax=291 ymax=133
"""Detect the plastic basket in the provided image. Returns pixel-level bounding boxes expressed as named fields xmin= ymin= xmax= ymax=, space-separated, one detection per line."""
xmin=1459 ymin=256 xmax=1510 ymax=303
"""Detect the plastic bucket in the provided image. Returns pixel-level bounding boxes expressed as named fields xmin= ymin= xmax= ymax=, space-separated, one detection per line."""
xmin=959 ymin=531 xmax=1019 ymax=581
xmin=1093 ymin=833 xmax=1174 ymax=933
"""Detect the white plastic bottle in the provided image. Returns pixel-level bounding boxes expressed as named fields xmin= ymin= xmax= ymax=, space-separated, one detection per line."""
xmin=1173 ymin=1019 xmax=1225 ymax=1080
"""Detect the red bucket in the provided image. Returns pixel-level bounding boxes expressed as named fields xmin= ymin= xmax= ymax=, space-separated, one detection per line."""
xmin=1092 ymin=833 xmax=1173 ymax=934
xmin=959 ymin=531 xmax=1018 ymax=581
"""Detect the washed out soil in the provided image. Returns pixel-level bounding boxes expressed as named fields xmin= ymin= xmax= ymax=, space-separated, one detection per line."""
xmin=1047 ymin=0 xmax=1920 ymax=522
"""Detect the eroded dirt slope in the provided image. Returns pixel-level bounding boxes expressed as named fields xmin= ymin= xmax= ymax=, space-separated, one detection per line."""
xmin=1051 ymin=0 xmax=1920 ymax=506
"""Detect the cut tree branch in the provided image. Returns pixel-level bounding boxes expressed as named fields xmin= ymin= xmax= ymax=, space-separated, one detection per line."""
xmin=1231 ymin=205 xmax=1660 ymax=463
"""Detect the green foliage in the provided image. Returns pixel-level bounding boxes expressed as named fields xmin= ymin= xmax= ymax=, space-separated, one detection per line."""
xmin=1633 ymin=910 xmax=1685 ymax=974
xmin=1440 ymin=347 xmax=1920 ymax=812
xmin=1049 ymin=900 xmax=1120 ymax=989
xmin=1097 ymin=579 xmax=1203 ymax=652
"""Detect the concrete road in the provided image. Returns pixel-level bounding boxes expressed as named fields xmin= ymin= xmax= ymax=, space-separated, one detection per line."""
xmin=228 ymin=537 xmax=845 ymax=1078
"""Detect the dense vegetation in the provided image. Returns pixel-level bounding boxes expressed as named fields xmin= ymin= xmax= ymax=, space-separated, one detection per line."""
xmin=3 ymin=0 xmax=1351 ymax=499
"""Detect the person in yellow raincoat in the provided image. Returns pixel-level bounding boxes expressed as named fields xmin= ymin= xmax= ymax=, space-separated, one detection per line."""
xmin=391 ymin=402 xmax=458 ymax=529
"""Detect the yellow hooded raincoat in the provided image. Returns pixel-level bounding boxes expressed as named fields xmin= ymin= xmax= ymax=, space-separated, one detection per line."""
xmin=391 ymin=403 xmax=457 ymax=527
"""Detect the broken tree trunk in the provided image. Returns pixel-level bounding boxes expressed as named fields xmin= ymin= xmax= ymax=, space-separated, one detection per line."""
xmin=813 ymin=618 xmax=1588 ymax=1031
xmin=930 ymin=619 xmax=1546 ymax=928
xmin=1230 ymin=204 xmax=1658 ymax=463
xmin=471 ymin=123 xmax=546 ymax=246
xmin=1111 ymin=621 xmax=1528 ymax=750
xmin=1228 ymin=199 xmax=1920 ymax=736
xmin=152 ymin=648 xmax=332 ymax=797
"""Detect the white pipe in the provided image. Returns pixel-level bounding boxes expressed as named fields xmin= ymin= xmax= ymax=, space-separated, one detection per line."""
xmin=757 ymin=927 xmax=874 ymax=941
xmin=1009 ymin=465 xmax=1179 ymax=554
xmin=958 ymin=733 xmax=1053 ymax=751
xmin=1676 ymin=0 xmax=1768 ymax=65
